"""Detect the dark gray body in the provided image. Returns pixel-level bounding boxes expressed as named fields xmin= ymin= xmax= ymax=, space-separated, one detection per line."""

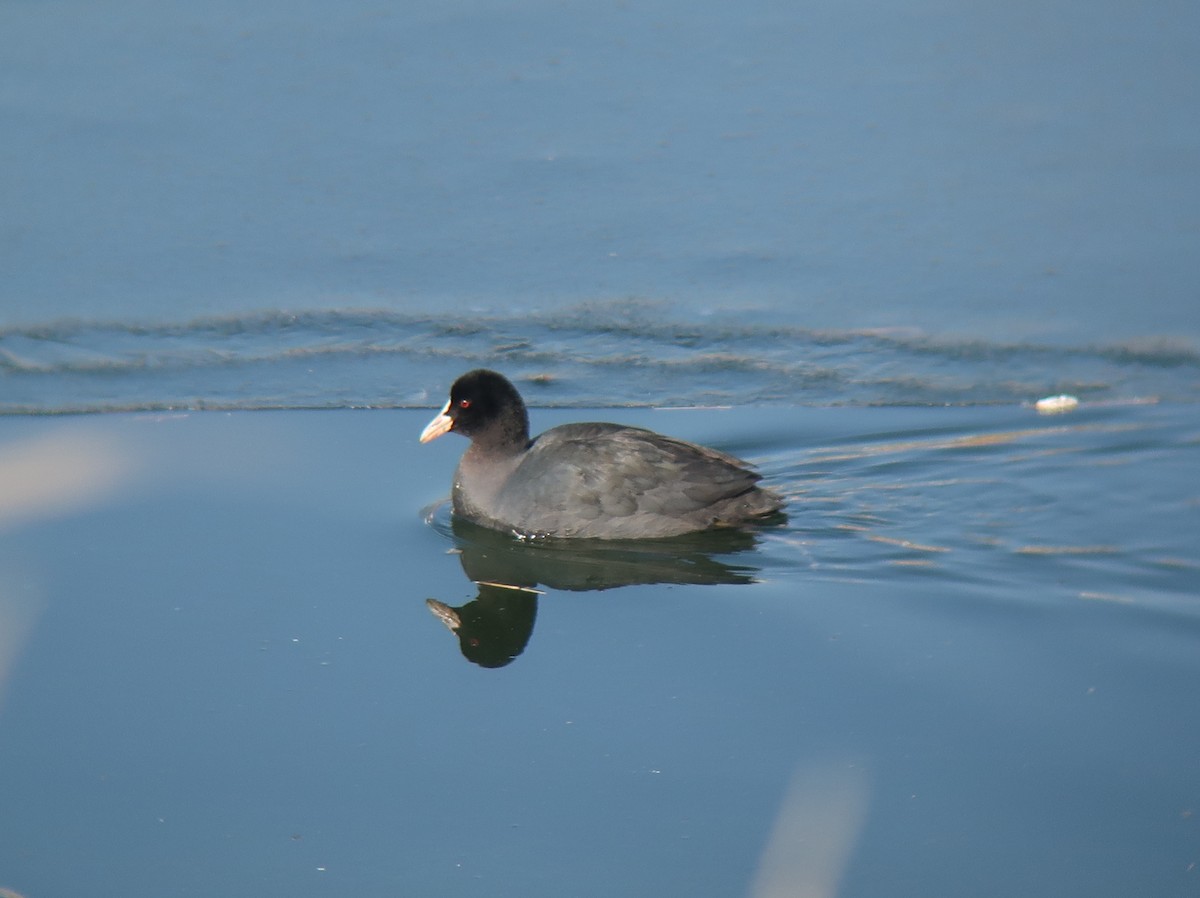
xmin=452 ymin=421 xmax=783 ymax=539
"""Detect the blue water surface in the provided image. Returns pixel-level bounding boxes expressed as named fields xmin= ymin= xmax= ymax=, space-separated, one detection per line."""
xmin=3 ymin=0 xmax=1198 ymax=350
xmin=2 ymin=2 xmax=1199 ymax=896
xmin=0 ymin=404 xmax=1196 ymax=897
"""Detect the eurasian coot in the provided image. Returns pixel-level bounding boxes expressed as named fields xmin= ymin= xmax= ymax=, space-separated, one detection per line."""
xmin=420 ymin=369 xmax=783 ymax=539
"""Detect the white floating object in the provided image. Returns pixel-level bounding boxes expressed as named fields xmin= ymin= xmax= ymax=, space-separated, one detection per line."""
xmin=1035 ymin=394 xmax=1079 ymax=414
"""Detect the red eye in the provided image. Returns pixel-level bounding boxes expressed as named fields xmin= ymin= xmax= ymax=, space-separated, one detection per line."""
xmin=458 ymin=398 xmax=471 ymax=409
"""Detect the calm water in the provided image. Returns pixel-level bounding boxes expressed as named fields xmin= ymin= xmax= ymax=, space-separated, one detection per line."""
xmin=2 ymin=0 xmax=1200 ymax=895
xmin=0 ymin=405 xmax=1197 ymax=897
xmin=3 ymin=0 xmax=1199 ymax=344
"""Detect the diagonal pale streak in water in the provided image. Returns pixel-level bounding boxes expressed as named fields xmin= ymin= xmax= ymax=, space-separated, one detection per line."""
xmin=0 ymin=430 xmax=135 ymax=717
xmin=749 ymin=760 xmax=871 ymax=898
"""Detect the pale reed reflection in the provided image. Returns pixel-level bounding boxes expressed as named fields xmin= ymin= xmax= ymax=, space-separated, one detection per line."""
xmin=0 ymin=568 xmax=40 ymax=718
xmin=0 ymin=430 xmax=133 ymax=716
xmin=0 ymin=431 xmax=131 ymax=530
xmin=749 ymin=761 xmax=871 ymax=898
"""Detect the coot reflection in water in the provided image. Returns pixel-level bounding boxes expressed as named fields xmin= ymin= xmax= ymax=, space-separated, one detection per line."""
xmin=425 ymin=517 xmax=772 ymax=668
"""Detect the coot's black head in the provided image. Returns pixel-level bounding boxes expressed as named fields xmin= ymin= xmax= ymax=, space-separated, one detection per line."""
xmin=419 ymin=369 xmax=531 ymax=449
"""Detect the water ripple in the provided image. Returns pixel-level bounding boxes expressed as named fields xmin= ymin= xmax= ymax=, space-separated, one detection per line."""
xmin=1 ymin=303 xmax=1196 ymax=413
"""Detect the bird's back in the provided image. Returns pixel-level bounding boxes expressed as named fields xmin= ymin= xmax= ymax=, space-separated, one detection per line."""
xmin=490 ymin=422 xmax=782 ymax=539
